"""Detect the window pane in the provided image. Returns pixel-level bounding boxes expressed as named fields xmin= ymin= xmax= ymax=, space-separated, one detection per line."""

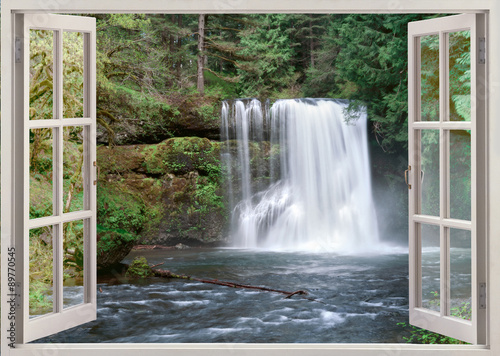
xmin=63 ymin=31 xmax=85 ymax=119
xmin=449 ymin=228 xmax=471 ymax=321
xmin=30 ymin=226 xmax=54 ymax=318
xmin=420 ymin=35 xmax=439 ymax=121
xmin=30 ymin=128 xmax=54 ymax=219
xmin=449 ymin=130 xmax=471 ymax=221
xmin=420 ymin=130 xmax=440 ymax=216
xmin=449 ymin=31 xmax=471 ymax=122
xmin=63 ymin=126 xmax=85 ymax=212
xmin=30 ymin=30 xmax=54 ymax=120
xmin=63 ymin=219 xmax=85 ymax=309
xmin=421 ymin=223 xmax=440 ymax=312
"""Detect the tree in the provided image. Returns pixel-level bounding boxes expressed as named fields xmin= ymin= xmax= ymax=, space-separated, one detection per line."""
xmin=197 ymin=14 xmax=206 ymax=94
xmin=303 ymin=14 xmax=443 ymax=153
xmin=236 ymin=14 xmax=297 ymax=98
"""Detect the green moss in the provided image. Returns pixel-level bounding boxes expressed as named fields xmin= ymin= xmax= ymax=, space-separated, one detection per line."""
xmin=196 ymin=104 xmax=220 ymax=124
xmin=125 ymin=256 xmax=153 ymax=278
xmin=143 ymin=137 xmax=221 ymax=176
xmin=97 ymin=181 xmax=147 ymax=234
xmin=97 ymin=225 xmax=136 ymax=253
xmin=112 ymin=85 xmax=178 ymax=142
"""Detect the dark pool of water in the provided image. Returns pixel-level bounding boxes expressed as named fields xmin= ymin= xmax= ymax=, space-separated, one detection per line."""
xmin=36 ymin=248 xmax=412 ymax=343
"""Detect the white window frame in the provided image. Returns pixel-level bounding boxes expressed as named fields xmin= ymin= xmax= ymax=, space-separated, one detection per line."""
xmin=2 ymin=0 xmax=499 ymax=355
xmin=20 ymin=13 xmax=97 ymax=343
xmin=407 ymin=14 xmax=487 ymax=344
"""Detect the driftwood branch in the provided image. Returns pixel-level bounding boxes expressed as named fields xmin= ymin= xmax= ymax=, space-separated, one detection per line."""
xmin=150 ymin=262 xmax=165 ymax=269
xmin=151 ymin=268 xmax=323 ymax=303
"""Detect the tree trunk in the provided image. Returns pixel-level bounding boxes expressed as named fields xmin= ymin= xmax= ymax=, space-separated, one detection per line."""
xmin=170 ymin=15 xmax=175 ymax=54
xmin=197 ymin=14 xmax=206 ymax=94
xmin=177 ymin=15 xmax=183 ymax=78
xmin=309 ymin=19 xmax=315 ymax=69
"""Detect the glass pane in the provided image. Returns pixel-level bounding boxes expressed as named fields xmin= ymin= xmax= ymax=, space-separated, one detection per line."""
xmin=63 ymin=31 xmax=85 ymax=119
xmin=63 ymin=219 xmax=85 ymax=309
xmin=449 ymin=31 xmax=471 ymax=122
xmin=30 ymin=226 xmax=54 ymax=318
xmin=63 ymin=126 xmax=85 ymax=212
xmin=420 ymin=130 xmax=440 ymax=216
xmin=30 ymin=30 xmax=54 ymax=120
xmin=450 ymin=130 xmax=471 ymax=220
xmin=421 ymin=223 xmax=440 ymax=312
xmin=30 ymin=128 xmax=54 ymax=219
xmin=449 ymin=228 xmax=471 ymax=321
xmin=420 ymin=34 xmax=440 ymax=121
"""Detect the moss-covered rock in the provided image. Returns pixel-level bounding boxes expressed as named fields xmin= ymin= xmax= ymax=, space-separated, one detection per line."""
xmin=143 ymin=137 xmax=221 ymax=176
xmin=125 ymin=256 xmax=153 ymax=278
xmin=96 ymin=87 xmax=221 ymax=145
xmin=96 ymin=226 xmax=137 ymax=270
xmin=96 ymin=137 xmax=228 ymax=255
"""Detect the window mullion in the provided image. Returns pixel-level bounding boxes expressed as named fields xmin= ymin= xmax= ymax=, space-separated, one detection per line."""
xmin=54 ymin=28 xmax=64 ymax=314
xmin=438 ymin=29 xmax=449 ymax=318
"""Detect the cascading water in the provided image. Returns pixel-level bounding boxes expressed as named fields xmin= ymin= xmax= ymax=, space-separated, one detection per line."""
xmin=221 ymin=98 xmax=379 ymax=253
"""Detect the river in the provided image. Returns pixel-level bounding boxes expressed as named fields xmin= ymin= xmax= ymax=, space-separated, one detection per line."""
xmin=36 ymin=247 xmax=413 ymax=343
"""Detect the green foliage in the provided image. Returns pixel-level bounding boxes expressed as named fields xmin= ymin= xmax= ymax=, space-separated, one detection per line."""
xmin=97 ymin=225 xmax=137 ymax=253
xmin=194 ymin=174 xmax=224 ymax=212
xmin=303 ymin=14 xmax=434 ymax=152
xmin=196 ymin=103 xmax=220 ymax=124
xmin=452 ymin=301 xmax=472 ymax=320
xmin=29 ymin=220 xmax=86 ymax=314
xmin=29 ymin=175 xmax=53 ymax=220
xmin=397 ymin=321 xmax=468 ymax=344
xmin=97 ymin=182 xmax=147 ymax=234
xmin=125 ymin=256 xmax=153 ymax=278
xmin=237 ymin=14 xmax=298 ymax=98
xmin=398 ymin=290 xmax=471 ymax=344
xmin=28 ymin=134 xmax=87 ymax=312
xmin=143 ymin=137 xmax=220 ymax=176
xmin=29 ymin=280 xmax=53 ymax=316
xmin=95 ymin=145 xmax=167 ymax=249
xmin=204 ymin=70 xmax=239 ymax=100
xmin=29 ymin=30 xmax=55 ymax=121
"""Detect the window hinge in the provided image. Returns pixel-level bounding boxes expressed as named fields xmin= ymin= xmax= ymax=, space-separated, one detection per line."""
xmin=479 ymin=282 xmax=486 ymax=309
xmin=15 ymin=282 xmax=22 ymax=309
xmin=15 ymin=37 xmax=22 ymax=63
xmin=479 ymin=37 xmax=486 ymax=65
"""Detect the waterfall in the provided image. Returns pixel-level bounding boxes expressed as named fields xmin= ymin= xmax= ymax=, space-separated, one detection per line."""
xmin=221 ymin=98 xmax=380 ymax=253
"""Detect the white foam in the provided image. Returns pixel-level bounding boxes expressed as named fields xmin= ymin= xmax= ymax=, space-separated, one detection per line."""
xmin=360 ymin=301 xmax=384 ymax=307
xmin=320 ymin=311 xmax=345 ymax=324
xmin=170 ymin=300 xmax=210 ymax=307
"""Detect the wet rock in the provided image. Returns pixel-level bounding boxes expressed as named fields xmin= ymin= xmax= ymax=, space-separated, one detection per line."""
xmin=175 ymin=243 xmax=191 ymax=250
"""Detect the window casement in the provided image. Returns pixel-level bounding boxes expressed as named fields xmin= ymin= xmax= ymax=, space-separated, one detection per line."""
xmin=13 ymin=13 xmax=97 ymax=343
xmin=1 ymin=1 xmax=498 ymax=355
xmin=407 ymin=14 xmax=487 ymax=344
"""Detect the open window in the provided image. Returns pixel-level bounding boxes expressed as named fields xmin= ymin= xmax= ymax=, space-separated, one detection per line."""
xmin=407 ymin=14 xmax=487 ymax=344
xmin=1 ymin=2 xmax=496 ymax=355
xmin=18 ymin=13 xmax=97 ymax=343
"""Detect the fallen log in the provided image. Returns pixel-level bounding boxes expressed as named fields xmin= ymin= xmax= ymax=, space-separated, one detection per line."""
xmin=133 ymin=245 xmax=174 ymax=250
xmin=152 ymin=268 xmax=323 ymax=303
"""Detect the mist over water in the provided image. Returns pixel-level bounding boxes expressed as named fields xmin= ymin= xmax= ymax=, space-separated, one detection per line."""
xmin=222 ymin=99 xmax=380 ymax=253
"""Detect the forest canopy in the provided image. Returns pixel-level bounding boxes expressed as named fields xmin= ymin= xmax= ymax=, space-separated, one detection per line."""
xmin=93 ymin=13 xmax=445 ymax=152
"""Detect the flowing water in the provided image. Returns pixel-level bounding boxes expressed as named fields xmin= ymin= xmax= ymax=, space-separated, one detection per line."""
xmin=221 ymin=99 xmax=379 ymax=252
xmin=36 ymin=248 xmax=411 ymax=343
